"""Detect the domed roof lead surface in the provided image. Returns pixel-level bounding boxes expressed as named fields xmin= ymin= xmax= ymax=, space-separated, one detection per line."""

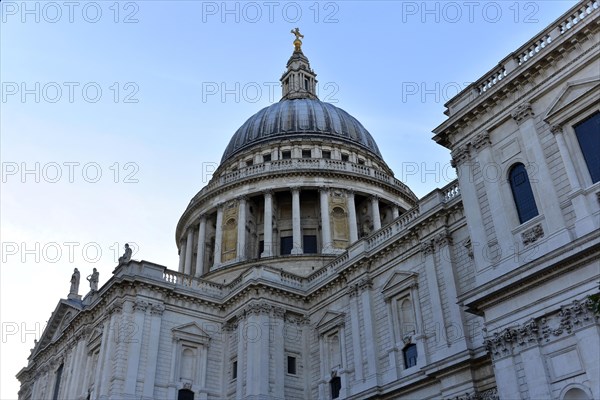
xmin=221 ymin=98 xmax=383 ymax=163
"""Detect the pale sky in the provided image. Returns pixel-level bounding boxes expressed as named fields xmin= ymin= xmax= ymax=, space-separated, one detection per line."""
xmin=1 ymin=1 xmax=576 ymax=397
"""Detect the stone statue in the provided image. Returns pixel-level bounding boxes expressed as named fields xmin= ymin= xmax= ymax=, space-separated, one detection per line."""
xmin=69 ymin=268 xmax=80 ymax=295
xmin=87 ymin=268 xmax=99 ymax=291
xmin=118 ymin=243 xmax=132 ymax=266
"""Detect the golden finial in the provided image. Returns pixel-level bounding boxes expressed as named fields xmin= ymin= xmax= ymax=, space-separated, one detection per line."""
xmin=291 ymin=27 xmax=304 ymax=51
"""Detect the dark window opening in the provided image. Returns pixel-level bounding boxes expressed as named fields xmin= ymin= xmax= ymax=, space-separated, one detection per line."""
xmin=52 ymin=364 xmax=64 ymax=400
xmin=178 ymin=389 xmax=195 ymax=400
xmin=280 ymin=236 xmax=293 ymax=255
xmin=246 ymin=159 xmax=253 ymax=167
xmin=574 ymin=111 xmax=600 ymax=183
xmin=302 ymin=149 xmax=312 ymax=158
xmin=263 ymin=153 xmax=272 ymax=162
xmin=282 ymin=150 xmax=292 ymax=160
xmin=403 ymin=343 xmax=418 ymax=369
xmin=330 ymin=376 xmax=341 ymax=399
xmin=322 ymin=150 xmax=331 ymax=159
xmin=304 ymin=78 xmax=309 ymax=90
xmin=287 ymin=356 xmax=297 ymax=375
xmin=232 ymin=360 xmax=238 ymax=379
xmin=358 ymin=159 xmax=365 ymax=165
xmin=341 ymin=154 xmax=349 ymax=162
xmin=303 ymin=235 xmax=317 ymax=254
xmin=258 ymin=240 xmax=264 ymax=258
xmin=509 ymin=163 xmax=539 ymax=224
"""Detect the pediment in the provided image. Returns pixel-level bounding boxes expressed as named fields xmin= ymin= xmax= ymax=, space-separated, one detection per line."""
xmin=544 ymin=77 xmax=600 ymax=122
xmin=33 ymin=300 xmax=82 ymax=356
xmin=172 ymin=322 xmax=211 ymax=344
xmin=316 ymin=310 xmax=345 ymax=334
xmin=381 ymin=271 xmax=418 ymax=299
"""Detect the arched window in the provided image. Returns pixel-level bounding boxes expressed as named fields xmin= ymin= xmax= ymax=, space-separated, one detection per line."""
xmin=573 ymin=111 xmax=600 ymax=183
xmin=509 ymin=163 xmax=539 ymax=223
xmin=563 ymin=387 xmax=590 ymax=400
xmin=398 ymin=298 xmax=416 ymax=337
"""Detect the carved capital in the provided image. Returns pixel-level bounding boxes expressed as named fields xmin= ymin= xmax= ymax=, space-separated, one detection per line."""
xmin=150 ymin=304 xmax=165 ymax=315
xmin=511 ymin=102 xmax=534 ymax=123
xmin=245 ymin=302 xmax=272 ymax=316
xmin=472 ymin=131 xmax=491 ymax=151
xmin=550 ymin=124 xmax=563 ymax=135
xmin=450 ymin=144 xmax=470 ymax=167
xmin=108 ymin=301 xmax=123 ymax=315
xmin=435 ymin=232 xmax=453 ymax=247
xmin=420 ymin=240 xmax=434 ymax=255
xmin=273 ymin=306 xmax=286 ymax=319
xmin=133 ymin=300 xmax=149 ymax=312
xmin=521 ymin=223 xmax=544 ymax=246
xmin=346 ymin=284 xmax=359 ymax=298
xmin=358 ymin=277 xmax=373 ymax=292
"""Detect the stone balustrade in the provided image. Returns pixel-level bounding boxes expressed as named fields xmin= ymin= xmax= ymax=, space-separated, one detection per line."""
xmin=190 ymin=158 xmax=414 ymax=205
xmin=448 ymin=0 xmax=599 ymax=115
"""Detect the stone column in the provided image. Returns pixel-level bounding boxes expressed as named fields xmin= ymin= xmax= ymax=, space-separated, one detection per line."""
xmin=451 ymin=145 xmax=489 ymax=271
xmin=348 ymin=287 xmax=364 ymax=382
xmin=511 ymin=103 xmax=565 ymax=233
xmin=371 ymin=196 xmax=381 ymax=231
xmin=435 ymin=233 xmax=467 ymax=351
xmin=177 ymin=239 xmax=186 ymax=273
xmin=551 ymin=124 xmax=595 ymax=236
xmin=124 ymin=300 xmax=147 ymax=395
xmin=421 ymin=240 xmax=446 ymax=353
xmin=347 ymin=190 xmax=358 ymax=243
xmin=261 ymin=191 xmax=273 ymax=258
xmin=195 ymin=216 xmax=207 ymax=277
xmin=213 ymin=206 xmax=224 ymax=267
xmin=143 ymin=304 xmax=164 ymax=398
xmin=471 ymin=132 xmax=513 ymax=251
xmin=319 ymin=188 xmax=333 ymax=253
xmin=291 ymin=188 xmax=303 ymax=254
xmin=184 ymin=228 xmax=194 ymax=275
xmin=237 ymin=197 xmax=247 ymax=261
xmin=359 ymin=279 xmax=378 ymax=385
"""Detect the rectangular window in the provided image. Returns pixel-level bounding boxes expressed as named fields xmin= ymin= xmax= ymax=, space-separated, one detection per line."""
xmin=303 ymin=235 xmax=317 ymax=254
xmin=282 ymin=150 xmax=292 ymax=159
xmin=258 ymin=240 xmax=264 ymax=258
xmin=322 ymin=150 xmax=331 ymax=159
xmin=287 ymin=356 xmax=297 ymax=375
xmin=574 ymin=111 xmax=600 ymax=183
xmin=302 ymin=149 xmax=312 ymax=158
xmin=263 ymin=153 xmax=271 ymax=162
xmin=232 ymin=360 xmax=238 ymax=379
xmin=358 ymin=158 xmax=365 ymax=165
xmin=246 ymin=159 xmax=253 ymax=167
xmin=403 ymin=344 xmax=418 ymax=369
xmin=341 ymin=154 xmax=349 ymax=162
xmin=280 ymin=236 xmax=293 ymax=255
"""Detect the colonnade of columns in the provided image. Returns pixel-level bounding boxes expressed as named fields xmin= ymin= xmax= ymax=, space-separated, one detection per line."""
xmin=178 ymin=188 xmax=401 ymax=276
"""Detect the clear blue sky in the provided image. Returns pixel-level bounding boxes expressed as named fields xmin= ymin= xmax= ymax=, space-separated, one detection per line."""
xmin=1 ymin=1 xmax=576 ymax=396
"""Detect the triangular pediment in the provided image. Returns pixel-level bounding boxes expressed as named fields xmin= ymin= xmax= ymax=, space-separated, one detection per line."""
xmin=172 ymin=322 xmax=211 ymax=344
xmin=544 ymin=77 xmax=600 ymax=122
xmin=381 ymin=271 xmax=418 ymax=298
xmin=316 ymin=310 xmax=345 ymax=334
xmin=33 ymin=299 xmax=82 ymax=357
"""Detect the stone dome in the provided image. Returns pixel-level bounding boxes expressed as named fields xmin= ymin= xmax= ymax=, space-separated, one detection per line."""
xmin=221 ymin=98 xmax=383 ymax=163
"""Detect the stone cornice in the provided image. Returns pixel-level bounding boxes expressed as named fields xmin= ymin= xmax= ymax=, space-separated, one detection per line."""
xmin=460 ymin=231 xmax=600 ymax=314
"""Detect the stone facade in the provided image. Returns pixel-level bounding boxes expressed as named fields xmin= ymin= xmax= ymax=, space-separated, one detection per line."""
xmin=17 ymin=3 xmax=600 ymax=400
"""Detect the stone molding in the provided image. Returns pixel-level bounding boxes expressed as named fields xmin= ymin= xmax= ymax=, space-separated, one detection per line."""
xmin=484 ymin=298 xmax=597 ymax=360
xmin=133 ymin=300 xmax=149 ymax=312
xmin=450 ymin=145 xmax=470 ymax=167
xmin=472 ymin=131 xmax=491 ymax=151
xmin=420 ymin=240 xmax=434 ymax=255
xmin=150 ymin=303 xmax=165 ymax=315
xmin=445 ymin=387 xmax=499 ymax=400
xmin=550 ymin=123 xmax=563 ymax=135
